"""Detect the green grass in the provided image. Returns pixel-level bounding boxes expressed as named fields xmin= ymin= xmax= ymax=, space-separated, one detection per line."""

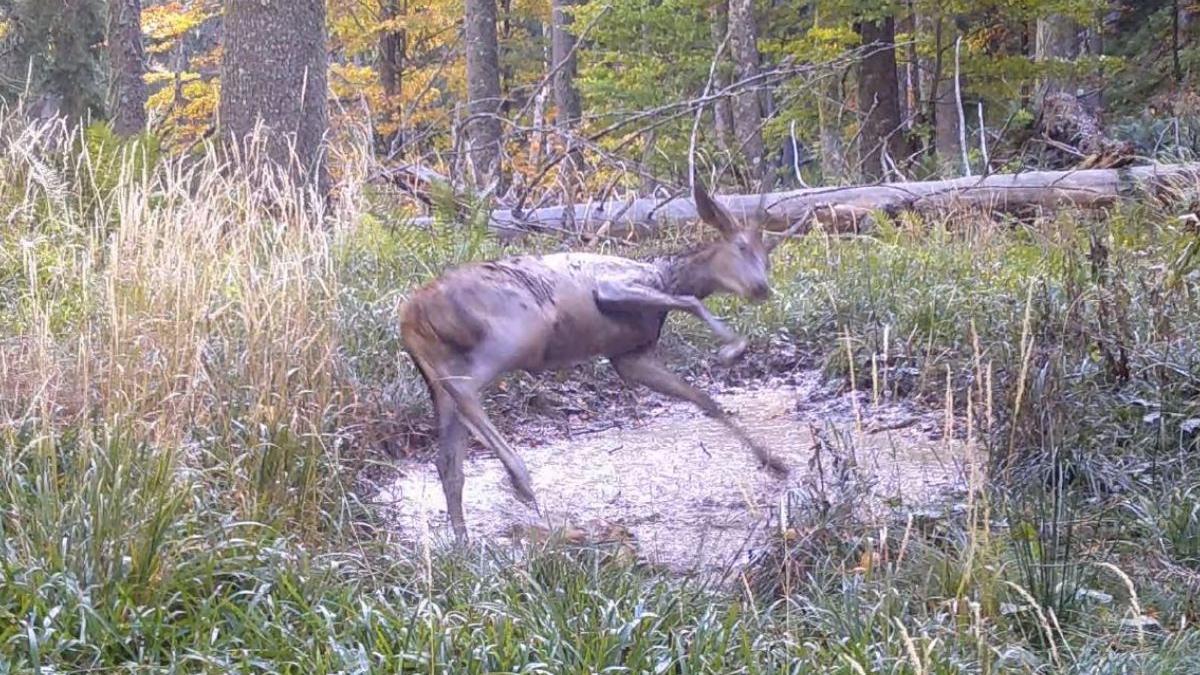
xmin=3 ymin=115 xmax=1200 ymax=671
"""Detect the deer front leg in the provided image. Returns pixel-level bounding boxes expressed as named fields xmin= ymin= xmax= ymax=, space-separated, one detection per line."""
xmin=594 ymin=283 xmax=748 ymax=364
xmin=610 ymin=349 xmax=788 ymax=476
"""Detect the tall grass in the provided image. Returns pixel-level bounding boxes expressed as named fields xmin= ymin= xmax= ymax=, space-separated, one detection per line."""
xmin=3 ymin=110 xmax=1200 ymax=670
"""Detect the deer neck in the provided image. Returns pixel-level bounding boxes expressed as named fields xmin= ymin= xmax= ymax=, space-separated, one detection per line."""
xmin=657 ymin=246 xmax=720 ymax=299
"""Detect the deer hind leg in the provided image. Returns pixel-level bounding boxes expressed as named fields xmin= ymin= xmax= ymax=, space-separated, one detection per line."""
xmin=610 ymin=349 xmax=789 ymax=476
xmin=412 ymin=358 xmax=471 ymax=542
xmin=432 ymin=396 xmax=470 ymax=542
xmin=438 ymin=374 xmax=538 ymax=507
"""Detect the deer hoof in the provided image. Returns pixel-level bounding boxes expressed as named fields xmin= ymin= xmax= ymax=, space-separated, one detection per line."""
xmin=717 ymin=339 xmax=749 ymax=366
xmin=509 ymin=477 xmax=538 ymax=507
xmin=765 ymin=457 xmax=790 ymax=477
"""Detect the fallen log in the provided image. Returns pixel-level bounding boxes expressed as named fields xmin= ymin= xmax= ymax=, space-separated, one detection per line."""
xmin=406 ymin=162 xmax=1200 ymax=239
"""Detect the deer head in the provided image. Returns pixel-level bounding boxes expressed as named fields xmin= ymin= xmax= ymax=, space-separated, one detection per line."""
xmin=693 ymin=183 xmax=774 ymax=302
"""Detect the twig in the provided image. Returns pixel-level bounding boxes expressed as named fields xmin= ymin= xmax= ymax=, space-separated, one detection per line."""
xmin=955 ymin=36 xmax=971 ymax=177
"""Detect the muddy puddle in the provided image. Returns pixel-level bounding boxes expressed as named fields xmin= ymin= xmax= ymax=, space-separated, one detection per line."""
xmin=378 ymin=371 xmax=972 ymax=574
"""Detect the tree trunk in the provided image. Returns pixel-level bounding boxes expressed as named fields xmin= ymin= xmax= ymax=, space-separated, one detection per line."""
xmin=920 ymin=13 xmax=963 ymax=176
xmin=903 ymin=0 xmax=920 ymax=131
xmin=377 ymin=0 xmax=406 ymax=153
xmin=817 ymin=74 xmax=847 ymax=184
xmin=551 ymin=0 xmax=582 ymax=178
xmin=727 ymin=0 xmax=765 ymax=186
xmin=7 ymin=0 xmax=107 ymax=123
xmin=530 ymin=32 xmax=550 ymax=169
xmin=464 ymin=0 xmax=504 ymax=189
xmin=551 ymin=0 xmax=582 ymax=128
xmin=813 ymin=3 xmax=846 ymax=184
xmin=1036 ymin=13 xmax=1097 ymax=112
xmin=107 ymin=0 xmax=148 ymax=137
xmin=219 ymin=0 xmax=329 ymax=195
xmin=856 ymin=15 xmax=903 ymax=181
xmin=710 ymin=0 xmax=735 ymax=157
xmin=1034 ymin=12 xmax=1128 ymax=167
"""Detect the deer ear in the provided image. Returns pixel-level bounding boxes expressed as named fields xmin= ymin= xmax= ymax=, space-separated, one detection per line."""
xmin=694 ymin=183 xmax=738 ymax=237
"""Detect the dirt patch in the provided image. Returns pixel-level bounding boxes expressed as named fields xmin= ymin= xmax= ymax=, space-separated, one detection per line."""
xmin=378 ymin=371 xmax=972 ymax=574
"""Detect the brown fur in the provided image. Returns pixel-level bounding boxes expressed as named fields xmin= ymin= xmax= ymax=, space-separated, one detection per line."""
xmin=398 ymin=184 xmax=789 ymax=541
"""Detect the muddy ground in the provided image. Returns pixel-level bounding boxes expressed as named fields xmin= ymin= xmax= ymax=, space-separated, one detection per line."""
xmin=376 ymin=353 xmax=974 ymax=575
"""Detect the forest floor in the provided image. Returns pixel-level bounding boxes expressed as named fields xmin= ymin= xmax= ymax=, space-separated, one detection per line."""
xmin=8 ymin=130 xmax=1200 ymax=669
xmin=380 ymin=367 xmax=968 ymax=575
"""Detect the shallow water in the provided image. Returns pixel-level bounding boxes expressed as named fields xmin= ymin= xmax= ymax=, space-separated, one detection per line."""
xmin=379 ymin=371 xmax=970 ymax=573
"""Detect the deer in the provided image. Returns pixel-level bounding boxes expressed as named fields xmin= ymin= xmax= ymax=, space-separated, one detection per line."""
xmin=399 ymin=183 xmax=793 ymax=541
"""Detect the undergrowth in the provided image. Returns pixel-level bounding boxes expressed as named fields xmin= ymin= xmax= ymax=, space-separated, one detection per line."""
xmin=2 ymin=112 xmax=1200 ymax=671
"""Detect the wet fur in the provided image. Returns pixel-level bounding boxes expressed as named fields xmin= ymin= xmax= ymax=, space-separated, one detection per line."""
xmin=398 ymin=186 xmax=787 ymax=540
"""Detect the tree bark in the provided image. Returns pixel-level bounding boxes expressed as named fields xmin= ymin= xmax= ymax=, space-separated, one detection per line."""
xmin=107 ymin=0 xmax=148 ymax=137
xmin=727 ymin=0 xmax=765 ymax=186
xmin=1034 ymin=12 xmax=1128 ymax=167
xmin=924 ymin=16 xmax=963 ymax=175
xmin=813 ymin=2 xmax=847 ymax=184
xmin=530 ymin=38 xmax=550 ymax=169
xmin=219 ymin=0 xmax=329 ymax=195
xmin=551 ymin=0 xmax=582 ymax=129
xmin=710 ymin=0 xmax=735 ymax=157
xmin=377 ymin=0 xmax=406 ymax=153
xmin=1036 ymin=13 xmax=1097 ymax=111
xmin=551 ymin=0 xmax=582 ymax=179
xmin=464 ymin=0 xmax=504 ymax=189
xmin=903 ymin=0 xmax=920 ymax=131
xmin=856 ymin=15 xmax=903 ymax=181
xmin=817 ymin=72 xmax=848 ymax=184
xmin=5 ymin=0 xmax=107 ymax=122
xmin=414 ymin=163 xmax=1200 ymax=237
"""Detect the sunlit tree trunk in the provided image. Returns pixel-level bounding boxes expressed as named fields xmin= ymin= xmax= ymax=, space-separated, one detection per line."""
xmin=107 ymin=0 xmax=147 ymax=137
xmin=814 ymin=2 xmax=846 ymax=184
xmin=219 ymin=0 xmax=330 ymax=194
xmin=377 ymin=0 xmax=407 ymax=154
xmin=710 ymin=0 xmax=735 ymax=157
xmin=464 ymin=0 xmax=504 ymax=189
xmin=856 ymin=15 xmax=902 ymax=181
xmin=728 ymin=0 xmax=765 ymax=185
xmin=1036 ymin=12 xmax=1099 ymax=111
xmin=551 ymin=0 xmax=582 ymax=129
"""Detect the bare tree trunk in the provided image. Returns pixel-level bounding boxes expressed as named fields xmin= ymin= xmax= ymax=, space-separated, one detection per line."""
xmin=1036 ymin=13 xmax=1095 ymax=111
xmin=530 ymin=29 xmax=550 ymax=169
xmin=903 ymin=0 xmax=920 ymax=131
xmin=220 ymin=0 xmax=329 ymax=194
xmin=1174 ymin=0 xmax=1184 ymax=87
xmin=377 ymin=0 xmax=406 ymax=153
xmin=814 ymin=3 xmax=846 ymax=184
xmin=857 ymin=15 xmax=903 ymax=181
xmin=107 ymin=0 xmax=148 ymax=137
xmin=551 ymin=0 xmax=582 ymax=183
xmin=551 ymin=0 xmax=582 ymax=128
xmin=817 ymin=74 xmax=848 ymax=184
xmin=464 ymin=0 xmax=504 ymax=189
xmin=710 ymin=0 xmax=735 ymax=156
xmin=640 ymin=129 xmax=659 ymax=194
xmin=928 ymin=17 xmax=963 ymax=175
xmin=727 ymin=0 xmax=765 ymax=186
xmin=1034 ymin=12 xmax=1128 ymax=167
